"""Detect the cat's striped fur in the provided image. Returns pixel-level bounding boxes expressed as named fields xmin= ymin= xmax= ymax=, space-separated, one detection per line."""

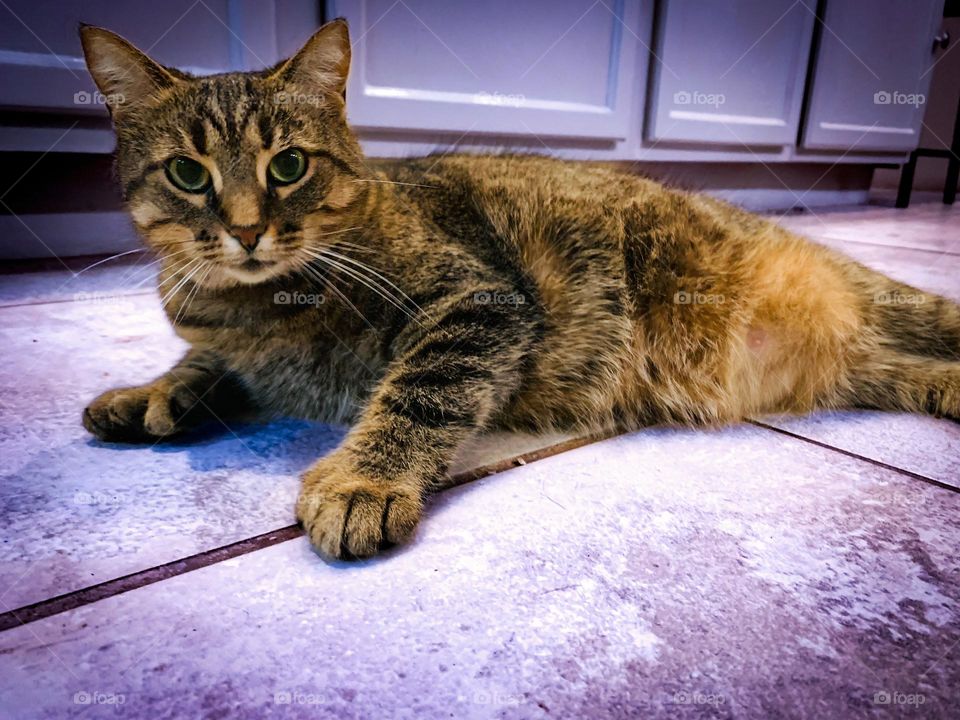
xmin=80 ymin=20 xmax=960 ymax=559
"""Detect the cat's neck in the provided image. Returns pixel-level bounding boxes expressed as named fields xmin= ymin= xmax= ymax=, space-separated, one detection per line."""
xmin=344 ymin=169 xmax=431 ymax=254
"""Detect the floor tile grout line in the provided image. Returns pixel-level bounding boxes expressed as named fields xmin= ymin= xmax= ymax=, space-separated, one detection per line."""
xmin=1 ymin=417 xmax=950 ymax=632
xmin=798 ymin=235 xmax=960 ymax=258
xmin=0 ymin=433 xmax=608 ymax=634
xmin=0 ymin=526 xmax=302 ymax=634
xmin=0 ymin=290 xmax=156 ymax=311
xmin=748 ymin=419 xmax=960 ymax=494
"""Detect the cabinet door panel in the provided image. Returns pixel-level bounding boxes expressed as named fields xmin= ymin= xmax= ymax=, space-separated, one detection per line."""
xmin=646 ymin=0 xmax=814 ymax=146
xmin=0 ymin=0 xmax=281 ymax=114
xmin=329 ymin=0 xmax=642 ymax=140
xmin=801 ymin=0 xmax=943 ymax=152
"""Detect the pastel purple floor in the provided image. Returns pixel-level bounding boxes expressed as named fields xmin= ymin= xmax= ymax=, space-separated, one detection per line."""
xmin=0 ymin=201 xmax=958 ymax=719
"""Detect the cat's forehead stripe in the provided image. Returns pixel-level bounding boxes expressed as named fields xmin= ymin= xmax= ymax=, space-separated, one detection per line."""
xmin=188 ymin=117 xmax=207 ymax=155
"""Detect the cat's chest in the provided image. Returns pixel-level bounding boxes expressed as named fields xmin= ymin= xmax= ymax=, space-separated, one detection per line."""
xmin=201 ymin=318 xmax=388 ymax=424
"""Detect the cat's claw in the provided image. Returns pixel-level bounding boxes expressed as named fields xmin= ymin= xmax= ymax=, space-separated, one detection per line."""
xmin=297 ymin=459 xmax=422 ymax=560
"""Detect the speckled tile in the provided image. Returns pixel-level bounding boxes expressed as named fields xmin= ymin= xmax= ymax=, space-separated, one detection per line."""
xmin=765 ymin=204 xmax=960 ymax=489
xmin=0 ymin=295 xmax=342 ymax=609
xmin=759 ymin=411 xmax=960 ymax=489
xmin=773 ymin=204 xmax=960 ymax=302
xmin=0 ymin=256 xmax=160 ymax=307
xmin=1 ymin=425 xmax=958 ymax=719
xmin=0 ymin=294 xmax=572 ymax=609
xmin=774 ymin=202 xmax=960 ymax=256
xmin=817 ymin=239 xmax=959 ymax=301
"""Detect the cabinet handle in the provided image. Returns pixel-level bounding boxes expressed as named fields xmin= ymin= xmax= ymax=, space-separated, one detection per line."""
xmin=933 ymin=30 xmax=950 ymax=52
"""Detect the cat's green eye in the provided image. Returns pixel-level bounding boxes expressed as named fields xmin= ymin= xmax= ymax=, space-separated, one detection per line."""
xmin=165 ymin=157 xmax=211 ymax=193
xmin=268 ymin=148 xmax=307 ymax=185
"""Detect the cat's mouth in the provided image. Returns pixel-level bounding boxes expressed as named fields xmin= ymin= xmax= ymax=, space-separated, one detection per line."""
xmin=239 ymin=258 xmax=273 ymax=271
xmin=223 ymin=256 xmax=283 ymax=285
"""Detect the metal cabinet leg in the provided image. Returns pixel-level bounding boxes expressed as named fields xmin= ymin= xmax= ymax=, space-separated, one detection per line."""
xmin=945 ymin=95 xmax=960 ymax=205
xmin=896 ymin=151 xmax=918 ymax=208
xmin=945 ymin=156 xmax=958 ymax=205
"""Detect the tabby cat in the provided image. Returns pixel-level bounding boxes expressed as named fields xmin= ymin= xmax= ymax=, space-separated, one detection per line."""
xmin=80 ymin=20 xmax=960 ymax=560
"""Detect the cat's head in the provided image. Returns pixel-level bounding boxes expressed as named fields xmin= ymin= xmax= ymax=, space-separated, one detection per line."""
xmin=80 ymin=19 xmax=367 ymax=288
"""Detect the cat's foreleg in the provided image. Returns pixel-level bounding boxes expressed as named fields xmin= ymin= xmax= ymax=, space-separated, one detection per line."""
xmin=297 ymin=289 xmax=539 ymax=559
xmin=82 ymin=349 xmax=248 ymax=442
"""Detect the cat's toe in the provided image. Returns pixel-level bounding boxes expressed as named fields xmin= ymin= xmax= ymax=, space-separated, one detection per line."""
xmin=82 ymin=388 xmax=152 ymax=442
xmin=297 ymin=466 xmax=421 ymax=560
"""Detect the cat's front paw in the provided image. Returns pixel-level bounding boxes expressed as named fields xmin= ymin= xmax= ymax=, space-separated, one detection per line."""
xmin=296 ymin=457 xmax=422 ymax=560
xmin=82 ymin=381 xmax=202 ymax=443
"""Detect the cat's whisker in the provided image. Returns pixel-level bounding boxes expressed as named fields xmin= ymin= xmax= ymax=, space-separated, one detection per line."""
xmin=350 ymin=178 xmax=437 ymax=189
xmin=319 ymin=258 xmax=421 ymax=324
xmin=276 ymin=232 xmax=375 ymax=257
xmin=328 ymin=239 xmax=376 ymax=255
xmin=319 ymin=247 xmax=425 ymax=318
xmin=119 ymin=248 xmax=194 ymax=290
xmin=309 ymin=246 xmax=426 ymax=325
xmin=158 ymin=258 xmax=203 ymax=310
xmin=313 ymin=226 xmax=365 ymax=238
xmin=152 ymin=255 xmax=202 ymax=291
xmin=166 ymin=260 xmax=208 ymax=313
xmin=297 ymin=251 xmax=375 ymax=331
xmin=301 ymin=247 xmax=422 ymax=325
xmin=174 ymin=262 xmax=212 ymax=325
xmin=71 ymin=248 xmax=148 ymax=278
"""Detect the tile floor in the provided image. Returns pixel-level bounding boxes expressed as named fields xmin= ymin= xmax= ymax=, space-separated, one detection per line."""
xmin=0 ymin=200 xmax=958 ymax=719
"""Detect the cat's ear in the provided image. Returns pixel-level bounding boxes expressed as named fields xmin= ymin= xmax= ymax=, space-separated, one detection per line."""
xmin=270 ymin=18 xmax=351 ymax=98
xmin=79 ymin=25 xmax=180 ymax=117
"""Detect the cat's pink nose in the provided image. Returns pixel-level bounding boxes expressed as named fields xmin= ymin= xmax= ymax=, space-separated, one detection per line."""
xmin=230 ymin=227 xmax=262 ymax=253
